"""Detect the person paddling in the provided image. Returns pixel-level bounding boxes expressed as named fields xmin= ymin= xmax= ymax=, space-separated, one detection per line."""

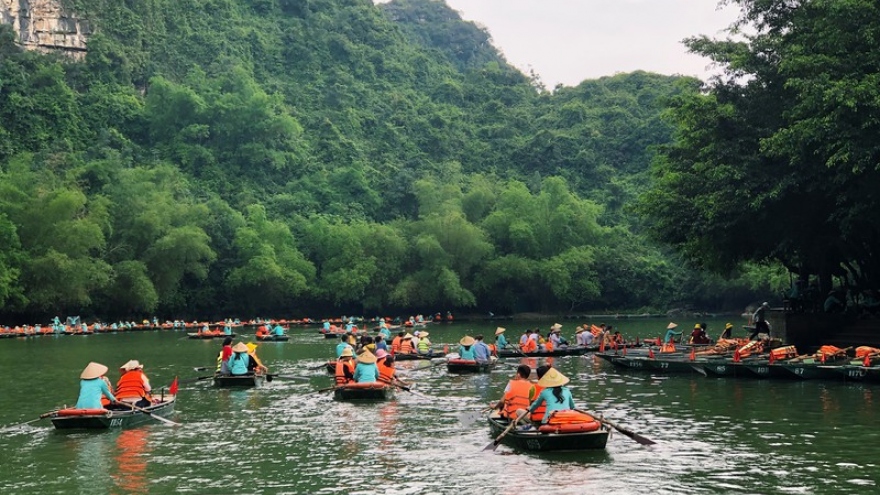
xmin=115 ymin=360 xmax=152 ymax=407
xmin=227 ymin=342 xmax=252 ymax=376
xmin=75 ymin=362 xmax=117 ymax=410
xmin=526 ymin=368 xmax=575 ymax=424
xmin=353 ymin=350 xmax=380 ymax=383
xmin=335 ymin=348 xmax=355 ymax=385
xmin=245 ymin=343 xmax=269 ymax=374
xmin=458 ymin=336 xmax=477 ymax=359
xmin=495 ymin=327 xmax=509 ymax=349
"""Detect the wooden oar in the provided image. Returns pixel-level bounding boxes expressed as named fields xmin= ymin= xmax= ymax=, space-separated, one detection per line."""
xmin=483 ymin=410 xmax=527 ymax=451
xmin=116 ymin=402 xmax=181 ymax=427
xmin=304 ymin=385 xmax=337 ymax=396
xmin=575 ymin=408 xmax=655 ymax=446
xmin=308 ymin=362 xmax=332 ymax=371
xmin=265 ymin=374 xmax=310 ymax=382
xmin=179 ymin=375 xmax=215 ymax=385
xmin=5 ymin=410 xmax=59 ymax=429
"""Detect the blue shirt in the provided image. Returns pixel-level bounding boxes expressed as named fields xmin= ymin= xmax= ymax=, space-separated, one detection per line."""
xmin=273 ymin=325 xmax=284 ymax=336
xmin=458 ymin=345 xmax=476 ymax=360
xmin=528 ymin=387 xmax=575 ymax=423
xmin=353 ymin=363 xmax=379 ymax=383
xmin=663 ymin=329 xmax=682 ymax=343
xmin=496 ymin=334 xmax=508 ymax=348
xmin=336 ymin=342 xmax=353 ymax=358
xmin=227 ymin=352 xmax=250 ymax=375
xmin=323 ymin=321 xmax=331 ymax=331
xmin=75 ymin=378 xmax=116 ymax=409
xmin=379 ymin=328 xmax=392 ymax=340
xmin=474 ymin=341 xmax=491 ymax=361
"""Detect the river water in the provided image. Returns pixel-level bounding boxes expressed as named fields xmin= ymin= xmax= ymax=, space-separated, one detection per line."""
xmin=0 ymin=317 xmax=877 ymax=495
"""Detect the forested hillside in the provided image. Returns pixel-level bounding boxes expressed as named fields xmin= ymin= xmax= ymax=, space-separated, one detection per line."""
xmin=0 ymin=0 xmax=776 ymax=321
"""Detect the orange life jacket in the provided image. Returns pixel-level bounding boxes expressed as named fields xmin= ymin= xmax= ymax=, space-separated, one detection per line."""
xmin=377 ymin=358 xmax=395 ymax=384
xmin=545 ymin=340 xmax=554 ymax=352
xmin=335 ymin=359 xmax=355 ymax=385
xmin=115 ymin=370 xmax=150 ymax=400
xmin=529 ymin=384 xmax=546 ymax=422
xmin=503 ymin=379 xmax=533 ymax=418
xmin=522 ymin=339 xmax=537 ymax=353
xmin=400 ymin=339 xmax=414 ymax=354
xmin=391 ymin=336 xmax=402 ymax=353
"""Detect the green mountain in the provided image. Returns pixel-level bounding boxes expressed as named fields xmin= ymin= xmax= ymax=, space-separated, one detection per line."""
xmin=0 ymin=0 xmax=775 ymax=320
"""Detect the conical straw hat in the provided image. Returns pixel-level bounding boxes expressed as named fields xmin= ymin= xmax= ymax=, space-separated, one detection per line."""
xmin=81 ymin=362 xmax=108 ymax=379
xmin=536 ymin=368 xmax=569 ymax=388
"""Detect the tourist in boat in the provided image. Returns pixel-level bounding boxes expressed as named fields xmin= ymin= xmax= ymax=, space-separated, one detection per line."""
xmin=255 ymin=325 xmax=269 ymax=337
xmin=245 ymin=343 xmax=269 ymax=374
xmin=690 ymin=323 xmax=711 ymax=344
xmin=391 ymin=331 xmax=404 ymax=354
xmin=610 ymin=328 xmax=625 ymax=346
xmin=399 ymin=333 xmax=415 ymax=354
xmin=527 ymin=368 xmax=575 ymax=423
xmin=663 ymin=322 xmax=681 ymax=344
xmin=217 ymin=337 xmax=234 ymax=374
xmin=495 ymin=327 xmax=509 ymax=349
xmin=335 ymin=348 xmax=355 ymax=385
xmin=75 ymin=362 xmax=117 ymax=409
xmin=359 ymin=334 xmax=377 ymax=354
xmin=519 ymin=329 xmax=530 ymax=347
xmin=720 ymin=322 xmax=734 ymax=340
xmin=527 ymin=365 xmax=551 ymax=423
xmin=336 ymin=334 xmax=353 ymax=358
xmin=272 ymin=324 xmax=285 ymax=336
xmin=323 ymin=320 xmax=332 ymax=333
xmin=115 ymin=360 xmax=152 ymax=407
xmin=473 ymin=335 xmax=492 ymax=362
xmin=459 ymin=336 xmax=477 ymax=359
xmin=496 ymin=364 xmax=533 ymax=419
xmin=226 ymin=342 xmax=252 ymax=376
xmin=374 ymin=334 xmax=388 ymax=353
xmin=378 ymin=324 xmax=392 ymax=341
xmin=375 ymin=349 xmax=401 ymax=386
xmin=416 ymin=331 xmax=432 ymax=355
xmin=521 ymin=333 xmax=538 ymax=353
xmin=353 ymin=350 xmax=380 ymax=383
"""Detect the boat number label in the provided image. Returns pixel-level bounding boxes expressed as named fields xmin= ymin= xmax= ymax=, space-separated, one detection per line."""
xmin=715 ymin=366 xmax=727 ymax=373
xmin=794 ymin=368 xmax=805 ymax=375
xmin=847 ymin=370 xmax=865 ymax=378
xmin=656 ymin=362 xmax=666 ymax=369
xmin=110 ymin=418 xmax=124 ymax=427
xmin=755 ymin=367 xmax=768 ymax=374
xmin=526 ymin=439 xmax=541 ymax=450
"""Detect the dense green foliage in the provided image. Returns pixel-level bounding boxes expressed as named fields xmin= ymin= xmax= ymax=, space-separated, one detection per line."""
xmin=0 ymin=0 xmax=774 ymax=321
xmin=639 ymin=0 xmax=880 ymax=297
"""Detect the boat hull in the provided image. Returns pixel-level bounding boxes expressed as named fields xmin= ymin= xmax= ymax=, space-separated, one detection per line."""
xmin=487 ymin=416 xmax=609 ymax=452
xmin=256 ymin=334 xmax=289 ymax=342
xmin=51 ymin=398 xmax=176 ymax=430
xmin=333 ymin=383 xmax=393 ymax=401
xmin=212 ymin=373 xmax=265 ymax=388
xmin=187 ymin=333 xmax=236 ymax=339
xmin=446 ymin=359 xmax=495 ymax=374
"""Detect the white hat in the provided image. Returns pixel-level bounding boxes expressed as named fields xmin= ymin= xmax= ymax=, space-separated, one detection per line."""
xmin=81 ymin=362 xmax=109 ymax=380
xmin=120 ymin=360 xmax=143 ymax=371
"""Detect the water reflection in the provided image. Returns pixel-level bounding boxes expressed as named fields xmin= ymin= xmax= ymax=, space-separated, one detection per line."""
xmin=112 ymin=429 xmax=150 ymax=495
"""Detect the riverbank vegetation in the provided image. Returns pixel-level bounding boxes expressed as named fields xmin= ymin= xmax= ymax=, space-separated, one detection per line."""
xmin=0 ymin=0 xmax=784 ymax=321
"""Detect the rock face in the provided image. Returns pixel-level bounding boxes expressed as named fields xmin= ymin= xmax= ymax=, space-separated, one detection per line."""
xmin=1 ymin=0 xmax=89 ymax=58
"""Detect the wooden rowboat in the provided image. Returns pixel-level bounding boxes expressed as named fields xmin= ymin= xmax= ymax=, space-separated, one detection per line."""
xmin=256 ymin=333 xmax=289 ymax=342
xmin=333 ymin=382 xmax=393 ymax=401
xmin=50 ymin=397 xmax=176 ymax=430
xmin=446 ymin=358 xmax=496 ymax=374
xmin=212 ymin=373 xmax=265 ymax=388
xmin=486 ymin=413 xmax=610 ymax=452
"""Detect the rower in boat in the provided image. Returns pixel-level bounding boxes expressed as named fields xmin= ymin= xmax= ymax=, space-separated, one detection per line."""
xmin=336 ymin=348 xmax=356 ymax=384
xmin=495 ymin=327 xmax=509 ymax=350
xmin=218 ymin=337 xmax=234 ymax=374
xmin=245 ymin=343 xmax=269 ymax=374
xmin=115 ymin=360 xmax=152 ymax=408
xmin=459 ymin=336 xmax=477 ymax=359
xmin=526 ymin=368 xmax=575 ymax=424
xmin=529 ymin=365 xmax=551 ymax=423
xmin=376 ymin=349 xmax=405 ymax=386
xmin=353 ymin=350 xmax=379 ymax=383
xmin=226 ymin=342 xmax=252 ymax=376
xmin=663 ymin=322 xmax=682 ymax=345
xmin=272 ymin=323 xmax=285 ymax=337
xmin=76 ymin=362 xmax=117 ymax=409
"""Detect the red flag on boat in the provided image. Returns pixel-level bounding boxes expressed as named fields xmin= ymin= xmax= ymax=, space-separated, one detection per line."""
xmin=865 ymin=355 xmax=871 ymax=367
xmin=735 ymin=349 xmax=742 ymax=363
xmin=599 ymin=339 xmax=605 ymax=353
xmin=689 ymin=347 xmax=695 ymax=361
xmin=169 ymin=376 xmax=179 ymax=395
xmin=820 ymin=352 xmax=826 ymax=364
xmin=648 ymin=348 xmax=655 ymax=359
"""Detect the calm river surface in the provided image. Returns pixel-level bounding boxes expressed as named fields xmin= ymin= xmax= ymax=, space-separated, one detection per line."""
xmin=1 ymin=317 xmax=878 ymax=494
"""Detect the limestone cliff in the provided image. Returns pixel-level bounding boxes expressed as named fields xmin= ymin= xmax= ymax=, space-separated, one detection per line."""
xmin=0 ymin=0 xmax=89 ymax=57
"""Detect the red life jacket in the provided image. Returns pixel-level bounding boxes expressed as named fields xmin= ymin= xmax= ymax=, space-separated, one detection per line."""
xmin=335 ymin=359 xmax=355 ymax=385
xmin=115 ymin=370 xmax=149 ymax=400
xmin=377 ymin=358 xmax=395 ymax=384
xmin=503 ymin=379 xmax=532 ymax=418
xmin=529 ymin=384 xmax=546 ymax=422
